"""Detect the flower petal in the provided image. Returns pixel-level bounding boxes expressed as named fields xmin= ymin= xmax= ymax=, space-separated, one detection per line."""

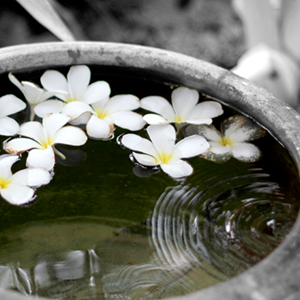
xmin=11 ymin=168 xmax=51 ymax=187
xmin=0 ymin=117 xmax=20 ymax=136
xmin=161 ymin=159 xmax=193 ymax=178
xmin=5 ymin=138 xmax=41 ymax=154
xmin=54 ymin=126 xmax=87 ymax=146
xmin=121 ymin=134 xmax=158 ymax=157
xmin=8 ymin=73 xmax=24 ymax=94
xmin=34 ymin=100 xmax=64 ymax=118
xmin=90 ymin=97 xmax=110 ymax=113
xmin=223 ymin=115 xmax=267 ymax=142
xmin=70 ymin=112 xmax=91 ymax=125
xmin=67 ymin=65 xmax=91 ymax=99
xmin=147 ymin=124 xmax=176 ymax=153
xmin=132 ymin=152 xmax=158 ymax=166
xmin=62 ymin=101 xmax=92 ymax=122
xmin=143 ymin=113 xmax=169 ymax=125
xmin=141 ymin=96 xmax=175 ymax=120
xmin=0 ymin=94 xmax=26 ymax=117
xmin=41 ymin=70 xmax=69 ymax=94
xmin=43 ymin=113 xmax=71 ymax=140
xmin=0 ymin=183 xmax=34 ymax=205
xmin=21 ymin=82 xmax=44 ymax=104
xmin=110 ymin=111 xmax=146 ymax=131
xmin=22 ymin=82 xmax=56 ymax=104
xmin=171 ymin=87 xmax=199 ymax=120
xmin=81 ymin=81 xmax=111 ymax=104
xmin=86 ymin=115 xmax=112 ymax=139
xmin=186 ymin=118 xmax=215 ymax=125
xmin=26 ymin=146 xmax=55 ymax=170
xmin=202 ymin=141 xmax=232 ymax=163
xmin=174 ymin=135 xmax=210 ymax=158
xmin=188 ymin=101 xmax=223 ymax=121
xmin=185 ymin=124 xmax=222 ymax=142
xmin=105 ymin=95 xmax=140 ymax=113
xmin=0 ymin=154 xmax=18 ymax=178
xmin=232 ymin=142 xmax=262 ymax=162
xmin=19 ymin=121 xmax=45 ymax=142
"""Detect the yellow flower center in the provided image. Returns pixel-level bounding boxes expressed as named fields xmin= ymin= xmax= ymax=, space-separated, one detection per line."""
xmin=0 ymin=177 xmax=11 ymax=189
xmin=158 ymin=152 xmax=173 ymax=164
xmin=95 ymin=108 xmax=108 ymax=119
xmin=40 ymin=137 xmax=55 ymax=150
xmin=175 ymin=115 xmax=183 ymax=123
xmin=219 ymin=136 xmax=234 ymax=147
xmin=66 ymin=98 xmax=78 ymax=103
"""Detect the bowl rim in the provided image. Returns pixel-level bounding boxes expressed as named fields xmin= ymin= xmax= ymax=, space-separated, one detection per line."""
xmin=0 ymin=41 xmax=300 ymax=300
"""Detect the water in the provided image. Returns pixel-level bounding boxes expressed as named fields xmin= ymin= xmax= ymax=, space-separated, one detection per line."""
xmin=0 ymin=68 xmax=299 ymax=299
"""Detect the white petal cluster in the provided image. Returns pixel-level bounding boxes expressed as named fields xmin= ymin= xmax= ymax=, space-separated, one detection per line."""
xmin=121 ymin=124 xmax=210 ymax=178
xmin=0 ymin=94 xmax=26 ymax=136
xmin=34 ymin=65 xmax=111 ymax=118
xmin=0 ymin=155 xmax=51 ymax=205
xmin=63 ymin=94 xmax=146 ymax=139
xmin=5 ymin=113 xmax=87 ymax=170
xmin=0 ymin=64 xmax=267 ymax=206
xmin=9 ymin=73 xmax=56 ymax=120
xmin=141 ymin=87 xmax=223 ymax=125
xmin=185 ymin=115 xmax=267 ymax=163
xmin=33 ymin=65 xmax=146 ymax=139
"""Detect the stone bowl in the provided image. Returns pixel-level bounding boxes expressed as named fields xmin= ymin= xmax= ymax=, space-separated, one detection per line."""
xmin=0 ymin=41 xmax=299 ymax=300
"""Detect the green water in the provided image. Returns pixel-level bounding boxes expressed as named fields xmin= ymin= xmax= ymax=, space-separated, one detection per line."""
xmin=0 ymin=68 xmax=299 ymax=299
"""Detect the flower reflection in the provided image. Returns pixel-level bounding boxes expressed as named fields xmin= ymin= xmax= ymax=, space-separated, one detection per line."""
xmin=0 ymin=172 xmax=290 ymax=298
xmin=101 ymin=185 xmax=225 ymax=299
xmin=0 ymin=250 xmax=100 ymax=298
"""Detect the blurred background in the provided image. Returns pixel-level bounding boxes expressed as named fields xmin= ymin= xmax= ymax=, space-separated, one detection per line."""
xmin=0 ymin=0 xmax=245 ymax=69
xmin=1 ymin=0 xmax=299 ymax=109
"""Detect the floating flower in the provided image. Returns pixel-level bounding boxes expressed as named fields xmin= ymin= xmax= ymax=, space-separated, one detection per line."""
xmin=9 ymin=73 xmax=56 ymax=121
xmin=34 ymin=65 xmax=111 ymax=121
xmin=62 ymin=94 xmax=146 ymax=139
xmin=0 ymin=154 xmax=51 ymax=205
xmin=4 ymin=113 xmax=88 ymax=170
xmin=185 ymin=115 xmax=267 ymax=163
xmin=0 ymin=94 xmax=26 ymax=136
xmin=140 ymin=87 xmax=223 ymax=126
xmin=121 ymin=124 xmax=210 ymax=178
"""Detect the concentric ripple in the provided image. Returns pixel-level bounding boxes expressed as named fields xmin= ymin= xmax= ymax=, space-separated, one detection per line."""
xmin=0 ymin=121 xmax=299 ymax=299
xmin=149 ymin=155 xmax=299 ymax=284
xmin=101 ymin=152 xmax=300 ymax=298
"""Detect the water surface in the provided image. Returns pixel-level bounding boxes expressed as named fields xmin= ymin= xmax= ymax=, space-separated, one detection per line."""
xmin=0 ymin=69 xmax=299 ymax=299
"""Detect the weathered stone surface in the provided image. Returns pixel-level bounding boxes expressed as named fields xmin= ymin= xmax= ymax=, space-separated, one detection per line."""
xmin=0 ymin=42 xmax=299 ymax=300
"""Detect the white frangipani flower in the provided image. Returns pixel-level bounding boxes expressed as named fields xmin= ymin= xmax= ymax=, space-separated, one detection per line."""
xmin=121 ymin=124 xmax=210 ymax=178
xmin=141 ymin=87 xmax=223 ymax=126
xmin=185 ymin=115 xmax=267 ymax=163
xmin=0 ymin=94 xmax=26 ymax=136
xmin=0 ymin=154 xmax=51 ymax=205
xmin=5 ymin=113 xmax=88 ymax=170
xmin=63 ymin=94 xmax=146 ymax=139
xmin=9 ymin=73 xmax=56 ymax=121
xmin=34 ymin=65 xmax=111 ymax=121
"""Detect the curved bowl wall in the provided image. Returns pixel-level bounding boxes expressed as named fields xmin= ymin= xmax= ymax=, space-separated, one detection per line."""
xmin=0 ymin=41 xmax=299 ymax=300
